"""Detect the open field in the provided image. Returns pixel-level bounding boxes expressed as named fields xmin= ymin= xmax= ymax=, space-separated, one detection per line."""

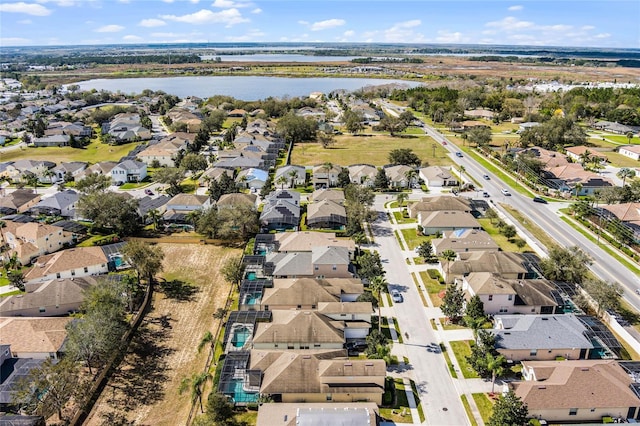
xmin=290 ymin=134 xmax=451 ymax=166
xmin=0 ymin=140 xmax=138 ymax=164
xmin=84 ymin=243 xmax=240 ymax=426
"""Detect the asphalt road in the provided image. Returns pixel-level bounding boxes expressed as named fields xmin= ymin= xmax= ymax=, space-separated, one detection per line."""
xmin=371 ymin=197 xmax=471 ymax=426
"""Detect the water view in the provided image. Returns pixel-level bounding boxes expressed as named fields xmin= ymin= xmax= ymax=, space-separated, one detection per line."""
xmin=72 ymin=76 xmax=422 ymax=100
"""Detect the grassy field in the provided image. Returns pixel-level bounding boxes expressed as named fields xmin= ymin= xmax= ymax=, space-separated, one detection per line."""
xmin=478 ymin=218 xmax=532 ymax=253
xmin=290 ymin=134 xmax=452 ymax=166
xmin=0 ymin=139 xmax=139 ymax=164
xmin=449 ymin=340 xmax=480 ymax=379
xmin=400 ymin=228 xmax=430 ymax=250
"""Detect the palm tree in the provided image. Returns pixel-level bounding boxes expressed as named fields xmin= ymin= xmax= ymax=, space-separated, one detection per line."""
xmin=486 ymin=353 xmax=506 ymax=394
xmin=626 ymin=131 xmax=634 ymax=144
xmin=369 ymin=276 xmax=388 ymax=333
xmin=276 ymin=175 xmax=287 ymax=189
xmin=288 ymin=169 xmax=299 ymax=188
xmin=396 ymin=192 xmax=408 ymax=208
xmin=186 ymin=210 xmax=202 ymax=229
xmin=579 ymin=150 xmax=593 ymax=166
xmin=573 ymin=182 xmax=583 ymax=198
xmin=404 ymin=169 xmax=418 ymax=188
xmin=146 ymin=208 xmax=162 ymax=231
xmin=179 ymin=371 xmax=212 ymax=413
xmin=617 ymin=167 xmax=636 ymax=187
xmin=322 ymin=162 xmax=333 ymax=187
xmin=23 ymin=173 xmax=39 ymax=194
xmin=439 ymin=249 xmax=457 ymax=285
xmin=458 ymin=165 xmax=466 ymax=189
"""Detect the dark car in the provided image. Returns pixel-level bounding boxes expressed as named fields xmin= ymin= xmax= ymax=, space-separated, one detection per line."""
xmin=455 ymin=151 xmax=463 ymax=157
xmin=144 ymin=189 xmax=154 ymax=196
xmin=345 ymin=341 xmax=368 ymax=354
xmin=532 ymin=196 xmax=548 ymax=204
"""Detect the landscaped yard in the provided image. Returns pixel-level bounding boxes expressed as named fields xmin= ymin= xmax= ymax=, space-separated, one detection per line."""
xmin=0 ymin=139 xmax=139 ymax=164
xmin=449 ymin=340 xmax=480 ymax=379
xmin=400 ymin=227 xmax=430 ymax=250
xmin=472 ymin=393 xmax=495 ymax=424
xmin=380 ymin=378 xmax=414 ymax=423
xmin=290 ymin=134 xmax=451 ymax=166
xmin=84 ymin=243 xmax=240 ymax=426
xmin=477 ymin=218 xmax=532 ymax=252
xmin=418 ymin=271 xmax=445 ymax=307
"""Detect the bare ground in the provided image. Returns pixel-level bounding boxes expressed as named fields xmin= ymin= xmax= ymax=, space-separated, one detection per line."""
xmin=83 ymin=243 xmax=240 ymax=426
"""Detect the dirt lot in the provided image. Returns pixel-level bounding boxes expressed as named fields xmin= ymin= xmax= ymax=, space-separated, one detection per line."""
xmin=84 ymin=243 xmax=241 ymax=426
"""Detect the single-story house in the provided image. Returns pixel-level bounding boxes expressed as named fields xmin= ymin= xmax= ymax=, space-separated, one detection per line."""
xmin=492 ymin=314 xmax=595 ymax=362
xmin=513 ymin=360 xmax=640 ymax=423
xmin=310 ymin=188 xmax=345 ymax=205
xmin=273 ymin=231 xmax=355 ymax=255
xmin=419 ymin=166 xmax=458 ymax=187
xmin=24 ymin=246 xmax=109 ymax=283
xmin=237 ymin=168 xmax=269 ymax=190
xmin=0 ymin=317 xmax=73 ymax=359
xmin=565 ymin=145 xmax=608 ymax=164
xmin=431 ymin=229 xmax=500 ymax=255
xmin=348 ymin=164 xmax=377 ymax=187
xmin=619 ymin=145 xmax=640 ymax=161
xmin=274 ymin=165 xmax=306 ymax=188
xmin=307 ymin=200 xmax=347 ymax=230
xmin=252 ymin=310 xmax=345 ymax=350
xmin=407 ymin=196 xmax=471 ymax=219
xmin=419 ymin=210 xmax=481 ymax=235
xmin=216 ymin=193 xmax=257 ymax=210
xmin=32 ymin=134 xmax=70 ymax=147
xmin=257 ymin=402 xmax=379 ymax=426
xmin=266 ymin=246 xmax=353 ymax=279
xmin=261 ymin=277 xmax=364 ymax=310
xmin=384 ymin=165 xmax=415 ymax=188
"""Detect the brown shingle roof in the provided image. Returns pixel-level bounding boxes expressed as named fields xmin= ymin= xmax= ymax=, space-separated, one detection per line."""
xmin=0 ymin=317 xmax=72 ymax=355
xmin=24 ymin=246 xmax=107 ymax=281
xmin=253 ymin=310 xmax=344 ymax=344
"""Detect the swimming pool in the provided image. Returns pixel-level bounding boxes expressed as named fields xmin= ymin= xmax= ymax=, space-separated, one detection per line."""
xmin=232 ymin=327 xmax=251 ymax=348
xmin=231 ymin=378 xmax=258 ymax=403
xmin=243 ymin=293 xmax=261 ymax=305
xmin=245 ymin=271 xmax=257 ymax=281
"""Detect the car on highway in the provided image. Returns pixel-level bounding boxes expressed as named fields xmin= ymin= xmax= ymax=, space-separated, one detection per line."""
xmin=482 ymin=191 xmax=490 ymax=198
xmin=441 ymin=141 xmax=447 ymax=145
xmin=532 ymin=196 xmax=548 ymax=204
xmin=391 ymin=290 xmax=403 ymax=303
xmin=483 ymin=174 xmax=490 ymax=180
xmin=501 ymin=189 xmax=512 ymax=196
xmin=455 ymin=151 xmax=463 ymax=157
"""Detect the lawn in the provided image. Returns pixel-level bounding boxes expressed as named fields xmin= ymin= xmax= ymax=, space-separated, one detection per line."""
xmin=449 ymin=340 xmax=480 ymax=379
xmin=418 ymin=271 xmax=445 ymax=307
xmin=400 ymin=228 xmax=430 ymax=250
xmin=290 ymin=134 xmax=452 ymax=166
xmin=0 ymin=139 xmax=139 ymax=164
xmin=393 ymin=211 xmax=417 ymax=224
xmin=477 ymin=218 xmax=532 ymax=252
xmin=460 ymin=395 xmax=479 ymax=426
xmin=602 ymin=151 xmax=640 ymax=168
xmin=501 ymin=204 xmax=558 ymax=251
xmin=380 ymin=378 xmax=414 ymax=423
xmin=472 ymin=393 xmax=495 ymax=424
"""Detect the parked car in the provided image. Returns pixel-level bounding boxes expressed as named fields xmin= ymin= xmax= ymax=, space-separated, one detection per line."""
xmin=345 ymin=341 xmax=368 ymax=354
xmin=144 ymin=189 xmax=154 ymax=195
xmin=501 ymin=189 xmax=511 ymax=196
xmin=391 ymin=290 xmax=403 ymax=303
xmin=482 ymin=191 xmax=490 ymax=198
xmin=532 ymin=196 xmax=548 ymax=204
xmin=455 ymin=151 xmax=463 ymax=157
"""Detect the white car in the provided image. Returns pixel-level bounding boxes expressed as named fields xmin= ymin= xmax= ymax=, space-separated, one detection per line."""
xmin=501 ymin=189 xmax=512 ymax=196
xmin=391 ymin=290 xmax=403 ymax=303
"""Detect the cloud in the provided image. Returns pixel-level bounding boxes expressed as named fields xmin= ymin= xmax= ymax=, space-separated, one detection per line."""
xmin=123 ymin=35 xmax=144 ymax=42
xmin=310 ymin=19 xmax=346 ymax=31
xmin=486 ymin=16 xmax=534 ymax=31
xmin=161 ymin=8 xmax=249 ymax=26
xmin=435 ymin=30 xmax=468 ymax=43
xmin=0 ymin=37 xmax=31 ymax=46
xmin=594 ymin=33 xmax=611 ymax=39
xmin=212 ymin=0 xmax=252 ymax=8
xmin=581 ymin=25 xmax=595 ymax=31
xmin=343 ymin=30 xmax=355 ymax=37
xmin=251 ymin=7 xmax=261 ymax=14
xmin=36 ymin=0 xmax=79 ymax=5
xmin=18 ymin=19 xmax=33 ymax=24
xmin=139 ymin=18 xmax=166 ymax=27
xmin=225 ymin=29 xmax=265 ymax=41
xmin=383 ymin=19 xmax=423 ymax=42
xmin=0 ymin=2 xmax=52 ymax=16
xmin=508 ymin=5 xmax=523 ymax=11
xmin=95 ymin=24 xmax=125 ymax=33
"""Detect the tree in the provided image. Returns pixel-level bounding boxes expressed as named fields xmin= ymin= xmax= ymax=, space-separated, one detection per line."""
xmin=465 ymin=126 xmax=492 ymax=147
xmin=337 ymin=167 xmax=351 ymax=188
xmin=388 ymin=148 xmax=421 ymax=166
xmin=179 ymin=372 xmax=212 ymax=413
xmin=439 ymin=249 xmax=457 ymax=283
xmin=464 ymin=295 xmax=485 ymax=322
xmin=288 ymin=169 xmax=299 ymax=188
xmin=369 ymin=276 xmax=388 ymax=332
xmin=121 ymin=240 xmax=165 ymax=285
xmin=276 ymin=111 xmax=318 ymax=143
xmin=356 ymin=290 xmax=378 ymax=309
xmin=617 ymin=167 xmax=636 ymax=187
xmin=539 ymin=245 xmax=591 ymax=285
xmin=317 ymin=131 xmax=335 ymax=149
xmin=221 ymin=255 xmax=244 ymax=288
xmin=23 ymin=173 xmax=39 ymax=193
xmin=146 ymin=208 xmax=163 ymax=231
xmin=378 ymin=115 xmax=407 ymax=136
xmin=486 ymin=353 xmax=506 ymax=394
xmin=356 ymin=250 xmax=385 ymax=282
xmin=180 ymin=153 xmax=208 ymax=174
xmin=396 ymin=192 xmax=408 ymax=207
xmin=216 ymin=204 xmax=259 ymax=240
xmin=501 ymin=224 xmax=517 ymax=240
xmin=365 ymin=329 xmax=390 ymax=358
xmin=343 ymin=109 xmax=365 ymax=134
xmin=75 ymin=173 xmax=111 ymax=194
xmin=488 ymin=390 xmax=529 ymax=426
xmin=441 ymin=284 xmax=464 ymax=323
xmin=404 ymin=169 xmax=418 ymax=188
xmin=8 ymin=271 xmax=25 ymax=291
xmin=203 ymin=109 xmax=227 ymax=133
xmin=206 ymin=392 xmax=236 ymax=425
xmin=416 ymin=241 xmax=435 ymax=262
xmin=399 ymin=110 xmax=415 ymax=126
xmin=195 ymin=207 xmax=219 ymax=238
xmin=583 ymin=278 xmax=623 ymax=315
xmin=275 ymin=175 xmax=287 ymax=189
xmin=373 ymin=167 xmax=389 ymax=190
xmin=77 ymin=192 xmax=141 ymax=236
xmin=155 ymin=167 xmax=185 ymax=196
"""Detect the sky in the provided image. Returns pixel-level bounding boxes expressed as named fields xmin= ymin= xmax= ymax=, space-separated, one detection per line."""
xmin=0 ymin=0 xmax=639 ymax=48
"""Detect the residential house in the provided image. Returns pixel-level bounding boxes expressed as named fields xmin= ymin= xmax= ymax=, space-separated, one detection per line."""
xmin=0 ymin=317 xmax=72 ymax=359
xmin=29 ymin=189 xmax=79 ymax=218
xmin=419 ymin=166 xmax=459 ymax=188
xmin=163 ymin=193 xmax=211 ymax=224
xmin=228 ymin=109 xmax=247 ymax=117
xmin=444 ymin=251 xmax=531 ymax=284
xmin=461 ymin=272 xmax=561 ymax=315
xmin=166 ymin=107 xmax=202 ymax=133
xmin=408 ymin=196 xmax=471 ymax=219
xmin=249 ymin=350 xmax=385 ymax=404
xmin=296 ymin=106 xmax=325 ymax=120
xmin=312 ymin=164 xmax=343 ymax=189
xmin=492 ymin=314 xmax=595 ymax=362
xmin=267 ymin=246 xmax=353 ymax=279
xmin=517 ymin=146 xmax=569 ymax=169
xmin=237 ymin=168 xmax=269 ymax=191
xmin=216 ymin=193 xmax=257 ymax=210
xmin=599 ymin=203 xmax=640 ymax=242
xmin=137 ymin=195 xmax=170 ymax=220
xmin=214 ymin=154 xmax=265 ymax=171
xmin=272 ymin=231 xmax=355 ymax=256
xmin=0 ymin=189 xmax=40 ymax=214
xmin=1 ymin=221 xmax=72 ymax=265
xmin=137 ymin=137 xmax=188 ymax=167
xmin=513 ymin=360 xmax=640 ymax=422
xmin=261 ymin=278 xmax=365 ymax=310
xmin=310 ymin=188 xmax=345 ymax=205
xmin=350 ymin=103 xmax=381 ymax=122
xmin=307 ymin=200 xmax=347 ymax=230
xmin=274 ymin=165 xmax=306 ymax=188
xmin=260 ymin=190 xmax=300 ymax=231
xmin=592 ymin=120 xmax=638 ymax=135
xmin=464 ymin=109 xmax=495 ymax=120
xmin=348 ymin=164 xmax=377 ymax=187
xmin=384 ymin=165 xmax=415 ymax=189
xmin=24 ymin=246 xmax=109 ymax=283
xmin=253 ymin=310 xmax=346 ymax=350
xmin=257 ymin=402 xmax=380 ymax=426
xmin=1 ymin=160 xmax=53 ymax=183
xmin=619 ymin=145 xmax=640 ymax=161
xmin=48 ymin=161 xmax=87 ymax=183
xmin=110 ymin=160 xmax=147 ymax=185
xmin=545 ymin=163 xmax=614 ymax=195
xmin=102 ymin=113 xmax=151 ymax=142
xmin=0 ymin=277 xmax=98 ymax=317
xmin=0 ymin=346 xmax=46 ymax=413
xmin=32 ymin=134 xmax=70 ymax=147
xmin=78 ymin=161 xmax=118 ymax=179
xmin=431 ymin=229 xmax=500 ymax=255
xmin=198 ymin=167 xmax=234 ymax=187
xmin=419 ymin=210 xmax=481 ymax=235
xmin=565 ymin=145 xmax=608 ymax=164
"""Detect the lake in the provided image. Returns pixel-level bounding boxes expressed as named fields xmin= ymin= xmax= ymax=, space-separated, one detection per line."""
xmin=200 ymin=54 xmax=358 ymax=62
xmin=72 ymin=76 xmax=422 ymax=100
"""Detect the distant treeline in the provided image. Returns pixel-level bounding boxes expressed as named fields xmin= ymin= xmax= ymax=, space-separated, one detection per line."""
xmin=468 ymin=56 xmax=640 ymax=68
xmin=351 ymin=57 xmax=424 ymax=64
xmin=19 ymin=54 xmax=202 ymax=66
